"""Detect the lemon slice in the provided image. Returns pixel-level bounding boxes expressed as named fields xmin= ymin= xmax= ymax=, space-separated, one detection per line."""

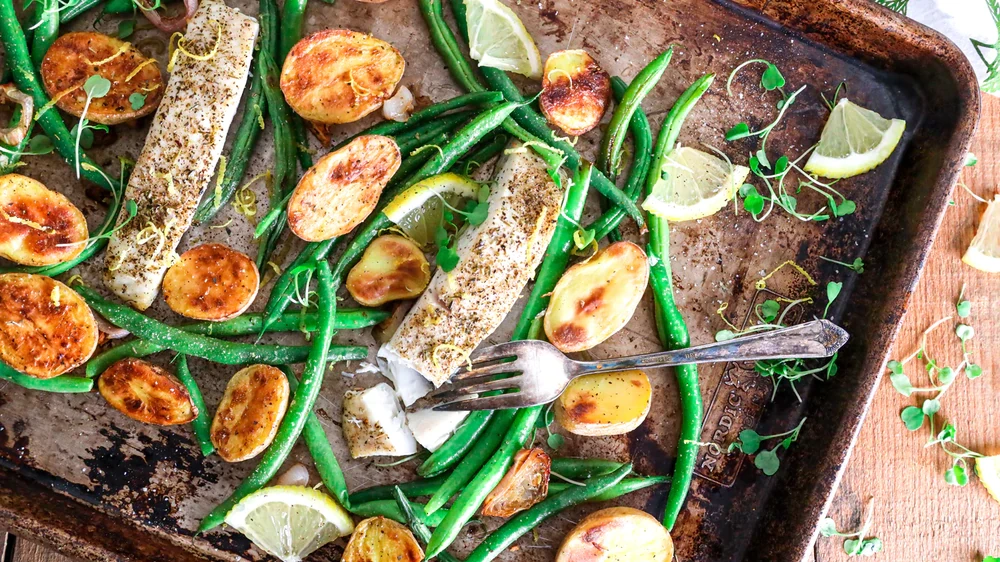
xmin=975 ymin=455 xmax=1000 ymax=504
xmin=465 ymin=0 xmax=543 ymax=79
xmin=224 ymin=485 xmax=354 ymax=562
xmin=641 ymin=146 xmax=749 ymax=222
xmin=384 ymin=172 xmax=482 ymax=246
xmin=803 ymin=98 xmax=906 ymax=179
xmin=963 ymin=194 xmax=1000 ymax=273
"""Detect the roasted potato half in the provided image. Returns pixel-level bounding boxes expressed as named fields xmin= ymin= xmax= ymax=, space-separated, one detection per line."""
xmin=41 ymin=31 xmax=163 ymax=125
xmin=0 ymin=273 xmax=97 ymax=378
xmin=211 ymin=365 xmax=290 ymax=463
xmin=482 ymin=448 xmax=551 ymax=517
xmin=343 ymin=517 xmax=423 ymax=562
xmin=280 ymin=29 xmax=405 ymax=124
xmin=544 ymin=241 xmax=649 ymax=353
xmin=98 ymin=358 xmax=198 ymax=425
xmin=556 ymin=507 xmax=673 ymax=562
xmin=540 ymin=50 xmax=611 ymax=136
xmin=555 ymin=370 xmax=652 ymax=436
xmin=346 ymin=234 xmax=430 ymax=306
xmin=288 ymin=135 xmax=400 ymax=242
xmin=0 ymin=174 xmax=88 ymax=266
xmin=162 ymin=243 xmax=260 ymax=321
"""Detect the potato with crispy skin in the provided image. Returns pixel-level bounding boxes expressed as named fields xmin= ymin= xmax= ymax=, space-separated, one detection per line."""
xmin=544 ymin=241 xmax=649 ymax=352
xmin=288 ymin=135 xmax=400 ymax=241
xmin=540 ymin=50 xmax=611 ymax=136
xmin=555 ymin=370 xmax=651 ymax=436
xmin=482 ymin=448 xmax=551 ymax=517
xmin=346 ymin=234 xmax=430 ymax=306
xmin=162 ymin=243 xmax=260 ymax=321
xmin=41 ymin=31 xmax=163 ymax=125
xmin=0 ymin=273 xmax=97 ymax=378
xmin=99 ymin=358 xmax=198 ymax=425
xmin=0 ymin=174 xmax=88 ymax=266
xmin=211 ymin=365 xmax=290 ymax=463
xmin=556 ymin=507 xmax=673 ymax=562
xmin=280 ymin=29 xmax=405 ymax=124
xmin=343 ymin=517 xmax=423 ymax=562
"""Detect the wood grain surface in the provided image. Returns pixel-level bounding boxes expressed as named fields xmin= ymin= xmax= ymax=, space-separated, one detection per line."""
xmin=4 ymin=65 xmax=999 ymax=562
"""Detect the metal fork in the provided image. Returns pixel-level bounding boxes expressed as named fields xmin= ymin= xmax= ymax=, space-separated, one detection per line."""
xmin=416 ymin=319 xmax=849 ymax=411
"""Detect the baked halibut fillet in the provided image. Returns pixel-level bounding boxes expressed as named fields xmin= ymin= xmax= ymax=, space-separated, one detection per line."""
xmin=103 ymin=0 xmax=258 ymax=310
xmin=378 ymin=147 xmax=562 ymax=406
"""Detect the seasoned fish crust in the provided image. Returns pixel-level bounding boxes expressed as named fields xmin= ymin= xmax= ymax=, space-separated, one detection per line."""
xmin=381 ymin=146 xmax=561 ymax=386
xmin=103 ymin=0 xmax=258 ymax=310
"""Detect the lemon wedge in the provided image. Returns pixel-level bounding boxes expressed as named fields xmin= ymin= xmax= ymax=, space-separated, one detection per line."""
xmin=963 ymin=194 xmax=1000 ymax=273
xmin=383 ymin=172 xmax=482 ymax=246
xmin=642 ymin=146 xmax=749 ymax=222
xmin=975 ymin=455 xmax=1000 ymax=504
xmin=224 ymin=485 xmax=354 ymax=562
xmin=803 ymin=98 xmax=906 ymax=179
xmin=465 ymin=0 xmax=543 ymax=79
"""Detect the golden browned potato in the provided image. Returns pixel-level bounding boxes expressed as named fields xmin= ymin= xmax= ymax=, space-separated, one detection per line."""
xmin=162 ymin=243 xmax=260 ymax=321
xmin=482 ymin=448 xmax=551 ymax=517
xmin=539 ymin=50 xmax=611 ymax=136
xmin=40 ymin=32 xmax=163 ymax=125
xmin=211 ymin=365 xmax=290 ymax=463
xmin=0 ymin=174 xmax=88 ymax=266
xmin=98 ymin=358 xmax=198 ymax=425
xmin=280 ymin=29 xmax=405 ymax=124
xmin=554 ymin=370 xmax=651 ymax=436
xmin=556 ymin=507 xmax=673 ymax=562
xmin=0 ymin=273 xmax=97 ymax=378
xmin=343 ymin=517 xmax=423 ymax=562
xmin=544 ymin=241 xmax=649 ymax=353
xmin=346 ymin=234 xmax=430 ymax=306
xmin=288 ymin=135 xmax=400 ymax=242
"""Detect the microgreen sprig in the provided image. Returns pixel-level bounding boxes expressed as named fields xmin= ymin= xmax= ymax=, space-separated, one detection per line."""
xmin=728 ymin=417 xmax=806 ymax=476
xmin=75 ymin=75 xmax=112 ymax=179
xmin=818 ymin=498 xmax=883 ymax=557
xmin=819 ymin=255 xmax=865 ymax=274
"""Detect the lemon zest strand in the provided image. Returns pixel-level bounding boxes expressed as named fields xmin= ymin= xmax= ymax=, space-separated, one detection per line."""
xmin=125 ymin=58 xmax=157 ymax=82
xmin=754 ymin=260 xmax=817 ymax=291
xmin=213 ymin=155 xmax=228 ymax=210
xmin=86 ymin=42 xmax=132 ymax=66
xmin=716 ymin=302 xmax=741 ymax=332
xmin=431 ymin=343 xmax=472 ymax=370
xmin=209 ymin=217 xmax=234 ymax=229
xmin=34 ymin=85 xmax=80 ymax=121
xmin=167 ymin=22 xmax=222 ymax=72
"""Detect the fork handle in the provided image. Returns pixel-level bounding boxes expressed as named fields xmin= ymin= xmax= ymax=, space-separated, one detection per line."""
xmin=576 ymin=319 xmax=849 ymax=375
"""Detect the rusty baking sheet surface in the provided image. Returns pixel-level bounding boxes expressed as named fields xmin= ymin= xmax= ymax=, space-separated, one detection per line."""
xmin=0 ymin=0 xmax=979 ymax=560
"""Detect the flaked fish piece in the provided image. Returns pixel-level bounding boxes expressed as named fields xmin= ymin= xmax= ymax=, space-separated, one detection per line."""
xmin=378 ymin=146 xmax=562 ymax=410
xmin=103 ymin=0 xmax=257 ymax=310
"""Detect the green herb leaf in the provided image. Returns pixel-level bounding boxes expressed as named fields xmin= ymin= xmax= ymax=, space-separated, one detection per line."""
xmin=938 ymin=366 xmax=956 ymax=385
xmin=725 ymin=122 xmax=752 ymax=141
xmin=125 ymin=199 xmax=138 ymax=217
xmin=889 ymin=372 xmax=914 ymax=396
xmin=944 ymin=464 xmax=968 ymax=486
xmin=966 ymin=363 xmax=983 ymax=379
xmin=773 ymin=155 xmax=789 ymax=175
xmin=983 ymin=557 xmax=999 ymax=562
xmin=956 ymin=299 xmax=972 ymax=318
xmin=827 ymin=281 xmax=843 ymax=303
xmin=965 ymin=152 xmax=978 ymax=167
xmin=922 ymin=398 xmax=941 ymax=416
xmin=715 ymin=330 xmax=737 ymax=342
xmin=117 ymin=19 xmax=136 ymax=39
xmin=129 ymin=92 xmax=146 ymax=111
xmin=761 ymin=63 xmax=786 ymax=91
xmin=739 ymin=183 xmax=756 ymax=197
xmin=818 ymin=517 xmax=839 ymax=537
xmin=760 ymin=299 xmax=780 ymax=322
xmin=436 ymin=244 xmax=460 ymax=272
xmin=546 ymin=433 xmax=565 ymax=450
xmin=754 ymin=448 xmax=780 ymax=475
xmin=845 ymin=537 xmax=883 ymax=557
xmin=956 ymin=324 xmax=974 ymax=342
xmin=737 ymin=429 xmax=762 ymax=454
xmin=755 ymin=149 xmax=771 ymax=170
xmin=834 ymin=199 xmax=857 ymax=217
xmin=937 ymin=423 xmax=956 ymax=443
xmin=887 ymin=360 xmax=903 ymax=375
xmin=83 ymin=75 xmax=112 ymax=98
xmin=28 ymin=135 xmax=54 ymax=154
xmin=464 ymin=200 xmax=489 ymax=226
xmin=573 ymin=228 xmax=595 ymax=251
xmin=743 ymin=193 xmax=765 ymax=215
xmin=900 ymin=406 xmax=924 ymax=431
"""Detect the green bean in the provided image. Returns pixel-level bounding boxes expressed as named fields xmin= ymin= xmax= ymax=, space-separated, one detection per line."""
xmin=0 ymin=0 xmax=119 ymax=191
xmin=548 ymin=475 xmax=669 ymax=500
xmin=350 ymin=500 xmax=449 ymax=527
xmin=424 ymin=164 xmax=593 ymax=557
xmin=598 ymin=49 xmax=672 ymax=180
xmin=423 ymin=408 xmax=516 ymax=513
xmin=395 ymin=110 xmax=472 ymax=155
xmin=278 ymin=0 xmax=307 ymax=61
xmin=393 ymin=488 xmax=463 ymax=562
xmin=444 ymin=0 xmax=643 ymax=228
xmin=452 ymin=132 xmax=508 ymax=175
xmin=30 ymin=0 xmax=59 ymax=69
xmin=85 ymin=308 xmax=385 ymax=378
xmin=550 ymin=458 xmax=624 ymax=480
xmin=60 ymin=0 xmax=106 ymax=23
xmin=417 ymin=409 xmax=494 ymax=478
xmin=333 ymin=91 xmax=504 ymax=151
xmin=464 ymin=463 xmax=632 ymax=562
xmin=349 ymin=474 xmax=449 ymax=505
xmin=278 ymin=366 xmax=351 ymax=508
xmin=75 ymin=286 xmax=365 ymax=367
xmin=260 ymin=239 xmax=335 ymax=332
xmin=193 ymin=73 xmax=266 ymax=224
xmin=586 ymin=76 xmax=653 ymax=242
xmin=199 ymin=260 xmax=338 ymax=532
xmin=0 ymin=361 xmax=93 ymax=393
xmin=173 ymin=354 xmax=214 ymax=457
xmin=646 ymin=74 xmax=713 ymax=531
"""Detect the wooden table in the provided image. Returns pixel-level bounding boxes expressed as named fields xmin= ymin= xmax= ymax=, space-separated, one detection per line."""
xmin=3 ymin=90 xmax=999 ymax=562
